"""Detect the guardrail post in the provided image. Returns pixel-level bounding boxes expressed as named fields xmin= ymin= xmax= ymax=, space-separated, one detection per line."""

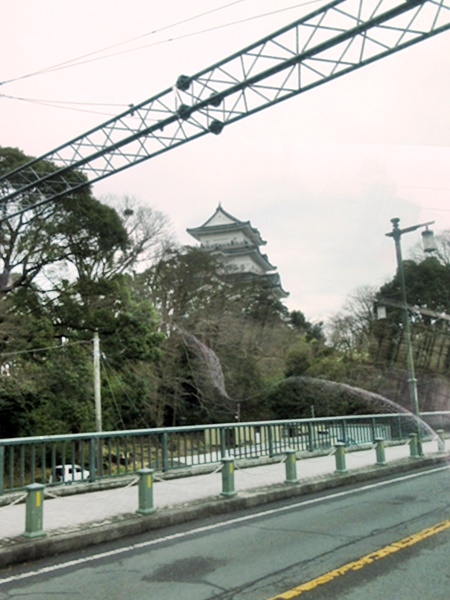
xmin=220 ymin=428 xmax=227 ymax=459
xmin=89 ymin=438 xmax=97 ymax=483
xmin=409 ymin=433 xmax=420 ymax=458
xmin=161 ymin=432 xmax=169 ymax=472
xmin=334 ymin=442 xmax=347 ymax=473
xmin=221 ymin=455 xmax=236 ymax=497
xmin=341 ymin=420 xmax=348 ymax=446
xmin=23 ymin=483 xmax=46 ymax=539
xmin=307 ymin=422 xmax=314 ymax=452
xmin=268 ymin=426 xmax=274 ymax=457
xmin=436 ymin=430 xmax=446 ymax=453
xmin=375 ymin=437 xmax=387 ymax=466
xmin=30 ymin=444 xmax=36 ymax=483
xmin=136 ymin=468 xmax=155 ymax=515
xmin=284 ymin=449 xmax=298 ymax=483
xmin=0 ymin=446 xmax=4 ymax=495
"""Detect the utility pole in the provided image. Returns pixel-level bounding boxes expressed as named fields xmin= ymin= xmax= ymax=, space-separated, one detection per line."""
xmin=385 ymin=218 xmax=436 ymax=456
xmin=93 ymin=330 xmax=102 ymax=432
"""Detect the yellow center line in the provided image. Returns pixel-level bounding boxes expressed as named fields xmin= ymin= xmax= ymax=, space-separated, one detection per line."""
xmin=267 ymin=519 xmax=450 ymax=599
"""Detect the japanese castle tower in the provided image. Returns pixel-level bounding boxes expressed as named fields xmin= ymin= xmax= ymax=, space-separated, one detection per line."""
xmin=187 ymin=205 xmax=288 ymax=298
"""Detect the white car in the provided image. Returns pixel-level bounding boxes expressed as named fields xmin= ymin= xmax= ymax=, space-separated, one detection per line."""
xmin=50 ymin=464 xmax=90 ymax=484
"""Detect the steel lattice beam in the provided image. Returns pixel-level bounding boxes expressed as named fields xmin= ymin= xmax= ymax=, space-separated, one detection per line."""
xmin=1 ymin=0 xmax=449 ymax=217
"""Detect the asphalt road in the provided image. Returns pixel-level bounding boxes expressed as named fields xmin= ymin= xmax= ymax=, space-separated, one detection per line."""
xmin=1 ymin=465 xmax=449 ymax=600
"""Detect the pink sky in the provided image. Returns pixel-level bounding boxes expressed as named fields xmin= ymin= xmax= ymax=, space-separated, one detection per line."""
xmin=2 ymin=0 xmax=450 ymax=321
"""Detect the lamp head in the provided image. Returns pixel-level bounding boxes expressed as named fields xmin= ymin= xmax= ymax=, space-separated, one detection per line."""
xmin=422 ymin=227 xmax=436 ymax=253
xmin=376 ymin=304 xmax=387 ymax=320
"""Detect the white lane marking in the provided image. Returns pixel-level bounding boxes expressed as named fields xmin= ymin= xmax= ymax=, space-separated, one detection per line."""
xmin=1 ymin=465 xmax=448 ymax=586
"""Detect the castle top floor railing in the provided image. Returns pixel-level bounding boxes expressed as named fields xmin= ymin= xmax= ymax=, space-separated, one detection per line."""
xmin=1 ymin=412 xmax=449 ymax=494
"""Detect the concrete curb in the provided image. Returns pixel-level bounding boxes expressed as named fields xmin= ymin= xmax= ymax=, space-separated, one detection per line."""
xmin=1 ymin=453 xmax=448 ymax=570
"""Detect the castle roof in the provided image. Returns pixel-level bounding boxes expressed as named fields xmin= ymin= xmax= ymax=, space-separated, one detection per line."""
xmin=225 ymin=271 xmax=289 ymax=298
xmin=213 ymin=246 xmax=275 ymax=272
xmin=187 ymin=204 xmax=266 ymax=247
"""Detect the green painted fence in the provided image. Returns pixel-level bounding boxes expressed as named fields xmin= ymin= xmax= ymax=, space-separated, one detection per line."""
xmin=1 ymin=412 xmax=448 ymax=494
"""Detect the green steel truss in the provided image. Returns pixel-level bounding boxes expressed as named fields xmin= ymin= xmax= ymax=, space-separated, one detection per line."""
xmin=1 ymin=0 xmax=449 ymax=218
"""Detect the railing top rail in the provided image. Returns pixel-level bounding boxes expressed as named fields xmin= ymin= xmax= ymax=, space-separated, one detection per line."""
xmin=1 ymin=411 xmax=448 ymax=446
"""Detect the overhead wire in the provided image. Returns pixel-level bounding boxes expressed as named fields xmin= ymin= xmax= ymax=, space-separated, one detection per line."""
xmin=0 ymin=0 xmax=324 ymax=115
xmin=0 ymin=93 xmax=122 ymax=118
xmin=0 ymin=0 xmax=251 ymax=86
xmin=0 ymin=339 xmax=91 ymax=359
xmin=101 ymin=354 xmax=128 ymax=430
xmin=16 ymin=0 xmax=324 ymax=77
xmin=101 ymin=353 xmax=152 ymax=429
xmin=0 ymin=95 xmax=126 ymax=108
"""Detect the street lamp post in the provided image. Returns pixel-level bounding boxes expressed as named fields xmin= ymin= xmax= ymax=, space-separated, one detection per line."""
xmin=385 ymin=217 xmax=436 ymax=456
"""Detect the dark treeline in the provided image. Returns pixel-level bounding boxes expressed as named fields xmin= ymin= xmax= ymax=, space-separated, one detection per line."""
xmin=1 ymin=147 xmax=449 ymax=437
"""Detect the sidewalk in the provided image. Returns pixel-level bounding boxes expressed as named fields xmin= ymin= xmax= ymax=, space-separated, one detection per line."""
xmin=0 ymin=440 xmax=448 ymax=569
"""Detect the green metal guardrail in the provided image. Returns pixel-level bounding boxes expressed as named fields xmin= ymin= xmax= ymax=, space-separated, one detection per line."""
xmin=1 ymin=412 xmax=448 ymax=494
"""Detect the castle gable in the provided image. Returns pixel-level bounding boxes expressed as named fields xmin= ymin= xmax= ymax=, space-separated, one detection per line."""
xmin=202 ymin=205 xmax=240 ymax=228
xmin=188 ymin=204 xmax=266 ymax=247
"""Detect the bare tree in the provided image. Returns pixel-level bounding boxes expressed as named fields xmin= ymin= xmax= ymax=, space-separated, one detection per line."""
xmin=101 ymin=195 xmax=175 ymax=276
xmin=328 ymin=286 xmax=378 ymax=357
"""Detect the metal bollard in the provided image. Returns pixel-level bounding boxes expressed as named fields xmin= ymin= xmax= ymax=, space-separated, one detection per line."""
xmin=375 ymin=437 xmax=387 ymax=466
xmin=436 ymin=430 xmax=446 ymax=453
xmin=334 ymin=442 xmax=347 ymax=474
xmin=221 ymin=455 xmax=236 ymax=497
xmin=284 ymin=449 xmax=298 ymax=484
xmin=23 ymin=483 xmax=46 ymax=539
xmin=409 ymin=433 xmax=420 ymax=458
xmin=0 ymin=446 xmax=4 ymax=496
xmin=136 ymin=468 xmax=155 ymax=515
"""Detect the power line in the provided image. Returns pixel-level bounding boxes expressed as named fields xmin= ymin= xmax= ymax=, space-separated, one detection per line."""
xmin=0 ymin=0 xmax=250 ymax=86
xmin=34 ymin=0 xmax=324 ymax=76
xmin=0 ymin=1 xmax=323 ymax=89
xmin=0 ymin=94 xmax=126 ymax=108
xmin=330 ymin=177 xmax=450 ymax=198
xmin=101 ymin=355 xmax=127 ymax=430
xmin=0 ymin=339 xmax=91 ymax=359
xmin=0 ymin=93 xmax=121 ymax=118
xmin=69 ymin=1 xmax=324 ymax=68
xmin=101 ymin=354 xmax=151 ymax=429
